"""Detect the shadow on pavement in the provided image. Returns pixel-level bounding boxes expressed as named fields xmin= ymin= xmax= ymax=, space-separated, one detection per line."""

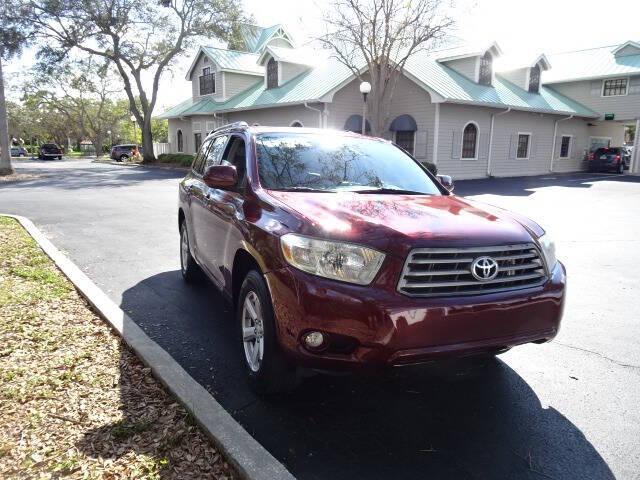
xmin=119 ymin=270 xmax=614 ymax=480
xmin=3 ymin=162 xmax=184 ymax=190
xmin=455 ymin=172 xmax=640 ymax=197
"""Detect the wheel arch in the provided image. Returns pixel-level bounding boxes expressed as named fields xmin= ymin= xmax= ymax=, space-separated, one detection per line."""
xmin=232 ymin=249 xmax=263 ymax=308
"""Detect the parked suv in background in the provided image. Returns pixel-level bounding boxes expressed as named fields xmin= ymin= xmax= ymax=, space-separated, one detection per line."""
xmin=110 ymin=144 xmax=140 ymax=161
xmin=38 ymin=143 xmax=63 ymax=160
xmin=10 ymin=146 xmax=28 ymax=157
xmin=178 ymin=123 xmax=565 ymax=394
xmin=588 ymin=147 xmax=628 ymax=173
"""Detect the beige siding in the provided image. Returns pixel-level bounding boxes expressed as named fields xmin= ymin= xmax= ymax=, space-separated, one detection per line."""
xmin=280 ymin=62 xmax=308 ymax=85
xmin=168 ymin=118 xmax=194 ymax=154
xmin=225 ymin=103 xmax=324 ymax=128
xmin=499 ymin=69 xmax=528 ymax=90
xmin=553 ymin=118 xmax=591 ymax=172
xmin=190 ymin=53 xmax=224 ymax=102
xmin=327 ymin=75 xmax=435 ymax=161
xmin=223 ymin=72 xmax=261 ymax=100
xmin=441 ymin=57 xmax=478 ymax=82
xmin=548 ymin=76 xmax=640 ymax=121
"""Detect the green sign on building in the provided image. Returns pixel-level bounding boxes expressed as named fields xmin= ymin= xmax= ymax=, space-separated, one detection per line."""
xmin=604 ymin=113 xmax=615 ymax=121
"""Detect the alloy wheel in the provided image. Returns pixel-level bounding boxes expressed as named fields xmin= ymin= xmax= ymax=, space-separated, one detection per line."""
xmin=242 ymin=291 xmax=264 ymax=372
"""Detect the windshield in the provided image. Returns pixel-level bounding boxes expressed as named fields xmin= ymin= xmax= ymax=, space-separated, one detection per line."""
xmin=255 ymin=132 xmax=441 ymax=194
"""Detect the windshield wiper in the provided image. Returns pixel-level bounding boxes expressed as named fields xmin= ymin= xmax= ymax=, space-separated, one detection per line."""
xmin=347 ymin=187 xmax=432 ymax=195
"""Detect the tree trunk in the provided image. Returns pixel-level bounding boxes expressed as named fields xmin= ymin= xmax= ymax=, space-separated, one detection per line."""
xmin=94 ymin=133 xmax=104 ymax=158
xmin=141 ymin=118 xmax=155 ymax=163
xmin=0 ymin=54 xmax=14 ymax=176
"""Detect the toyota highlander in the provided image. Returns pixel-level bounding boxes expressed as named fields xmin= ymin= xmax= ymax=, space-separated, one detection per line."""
xmin=178 ymin=123 xmax=565 ymax=393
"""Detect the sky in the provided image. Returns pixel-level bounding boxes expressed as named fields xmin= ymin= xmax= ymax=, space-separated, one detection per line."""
xmin=5 ymin=0 xmax=640 ymax=111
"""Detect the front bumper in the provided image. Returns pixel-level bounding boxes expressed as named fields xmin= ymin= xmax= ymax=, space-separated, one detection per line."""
xmin=265 ymin=260 xmax=566 ymax=370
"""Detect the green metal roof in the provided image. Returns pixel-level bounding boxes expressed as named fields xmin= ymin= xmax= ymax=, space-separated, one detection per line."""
xmin=160 ymin=46 xmax=599 ymax=120
xmin=544 ymin=43 xmax=640 ymax=84
xmin=405 ymin=51 xmax=598 ymax=117
xmin=200 ymin=47 xmax=263 ymax=75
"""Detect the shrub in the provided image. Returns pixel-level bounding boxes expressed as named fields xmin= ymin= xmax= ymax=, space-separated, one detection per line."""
xmin=157 ymin=153 xmax=195 ymax=167
xmin=422 ymin=162 xmax=437 ymax=175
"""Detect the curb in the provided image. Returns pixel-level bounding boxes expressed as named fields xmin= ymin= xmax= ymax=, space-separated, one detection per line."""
xmin=1 ymin=214 xmax=295 ymax=480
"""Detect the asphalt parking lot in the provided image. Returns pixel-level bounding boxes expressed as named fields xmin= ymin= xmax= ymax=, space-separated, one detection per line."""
xmin=1 ymin=158 xmax=639 ymax=479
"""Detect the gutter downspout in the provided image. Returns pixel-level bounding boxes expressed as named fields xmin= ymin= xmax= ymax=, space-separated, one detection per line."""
xmin=631 ymin=117 xmax=640 ymax=174
xmin=432 ymin=103 xmax=440 ymax=165
xmin=487 ymin=108 xmax=511 ymax=177
xmin=550 ymin=114 xmax=574 ymax=172
xmin=304 ymin=102 xmax=323 ymax=128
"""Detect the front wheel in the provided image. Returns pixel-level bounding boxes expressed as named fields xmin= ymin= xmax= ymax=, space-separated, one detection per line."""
xmin=179 ymin=222 xmax=203 ymax=283
xmin=120 ymin=154 xmax=128 ymax=162
xmin=238 ymin=270 xmax=298 ymax=395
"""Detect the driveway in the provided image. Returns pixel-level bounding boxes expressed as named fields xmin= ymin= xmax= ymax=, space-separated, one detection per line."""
xmin=2 ymin=158 xmax=639 ymax=479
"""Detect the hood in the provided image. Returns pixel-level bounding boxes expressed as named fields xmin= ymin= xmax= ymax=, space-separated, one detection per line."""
xmin=266 ymin=191 xmax=538 ymax=258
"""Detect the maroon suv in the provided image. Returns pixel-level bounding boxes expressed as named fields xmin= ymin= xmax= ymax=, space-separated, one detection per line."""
xmin=178 ymin=123 xmax=565 ymax=393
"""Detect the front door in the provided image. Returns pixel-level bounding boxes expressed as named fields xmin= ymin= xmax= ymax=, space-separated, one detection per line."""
xmin=202 ymin=134 xmax=248 ymax=290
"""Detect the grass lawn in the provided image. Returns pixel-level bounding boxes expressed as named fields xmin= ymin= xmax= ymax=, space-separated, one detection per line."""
xmin=0 ymin=217 xmax=234 ymax=479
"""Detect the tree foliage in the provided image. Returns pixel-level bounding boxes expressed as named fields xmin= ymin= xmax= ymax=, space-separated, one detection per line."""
xmin=27 ymin=0 xmax=245 ymax=162
xmin=318 ymin=0 xmax=453 ymax=136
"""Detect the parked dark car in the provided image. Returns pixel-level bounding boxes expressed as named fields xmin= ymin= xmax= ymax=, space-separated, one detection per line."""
xmin=10 ymin=146 xmax=28 ymax=157
xmin=588 ymin=147 xmax=627 ymax=173
xmin=178 ymin=123 xmax=565 ymax=393
xmin=38 ymin=143 xmax=63 ymax=160
xmin=110 ymin=144 xmax=141 ymax=161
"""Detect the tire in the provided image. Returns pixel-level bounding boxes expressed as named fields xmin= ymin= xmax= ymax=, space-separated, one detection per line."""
xmin=179 ymin=221 xmax=203 ymax=283
xmin=58 ymin=156 xmax=62 ymax=160
xmin=120 ymin=154 xmax=128 ymax=162
xmin=237 ymin=270 xmax=298 ymax=395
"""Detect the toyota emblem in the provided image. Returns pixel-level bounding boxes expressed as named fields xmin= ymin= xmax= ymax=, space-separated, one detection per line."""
xmin=471 ymin=256 xmax=499 ymax=281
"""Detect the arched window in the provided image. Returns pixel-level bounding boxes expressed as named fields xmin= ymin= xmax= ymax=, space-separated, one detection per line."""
xmin=461 ymin=123 xmax=478 ymax=159
xmin=528 ymin=64 xmax=541 ymax=93
xmin=479 ymin=52 xmax=493 ymax=86
xmin=267 ymin=58 xmax=278 ymax=89
xmin=390 ymin=114 xmax=418 ymax=155
xmin=290 ymin=120 xmax=303 ymax=127
xmin=177 ymin=129 xmax=183 ymax=153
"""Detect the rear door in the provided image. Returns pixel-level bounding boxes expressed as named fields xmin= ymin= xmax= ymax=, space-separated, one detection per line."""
xmin=184 ymin=137 xmax=214 ymax=262
xmin=191 ymin=135 xmax=229 ymax=283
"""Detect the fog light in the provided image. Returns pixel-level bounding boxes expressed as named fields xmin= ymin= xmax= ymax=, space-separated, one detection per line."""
xmin=303 ymin=331 xmax=325 ymax=349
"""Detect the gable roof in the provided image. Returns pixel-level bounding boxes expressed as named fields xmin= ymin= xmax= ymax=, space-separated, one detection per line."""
xmin=435 ymin=42 xmax=503 ymax=62
xmin=544 ymin=42 xmax=640 ymax=84
xmin=257 ymin=46 xmax=317 ymax=66
xmin=185 ymin=46 xmax=263 ymax=80
xmin=240 ymin=24 xmax=294 ymax=53
xmin=161 ymin=42 xmax=598 ymax=120
xmin=612 ymin=40 xmax=640 ymax=56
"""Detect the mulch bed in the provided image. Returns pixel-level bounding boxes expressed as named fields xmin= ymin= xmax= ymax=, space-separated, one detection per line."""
xmin=0 ymin=217 xmax=235 ymax=479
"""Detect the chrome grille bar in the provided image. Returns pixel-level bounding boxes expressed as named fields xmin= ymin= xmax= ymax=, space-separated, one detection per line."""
xmin=398 ymin=243 xmax=548 ymax=298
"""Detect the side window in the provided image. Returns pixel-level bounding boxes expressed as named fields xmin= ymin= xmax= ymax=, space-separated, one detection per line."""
xmin=203 ymin=135 xmax=228 ymax=169
xmin=192 ymin=137 xmax=213 ymax=174
xmin=220 ymin=135 xmax=247 ymax=188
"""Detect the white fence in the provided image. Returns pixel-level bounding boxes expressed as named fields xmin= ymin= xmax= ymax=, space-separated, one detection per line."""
xmin=153 ymin=142 xmax=171 ymax=155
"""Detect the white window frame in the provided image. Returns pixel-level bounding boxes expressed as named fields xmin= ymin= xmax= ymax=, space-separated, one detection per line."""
xmin=601 ymin=77 xmax=629 ymax=97
xmin=192 ymin=121 xmax=202 ymax=132
xmin=516 ymin=132 xmax=532 ymax=160
xmin=176 ymin=129 xmax=184 ymax=153
xmin=559 ymin=135 xmax=572 ymax=159
xmin=289 ymin=120 xmax=304 ymax=127
xmin=394 ymin=130 xmax=417 ymax=156
xmin=205 ymin=121 xmax=216 ymax=133
xmin=460 ymin=121 xmax=480 ymax=160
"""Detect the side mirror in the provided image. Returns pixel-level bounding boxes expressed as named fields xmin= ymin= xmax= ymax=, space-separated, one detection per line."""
xmin=203 ymin=164 xmax=238 ymax=189
xmin=437 ymin=174 xmax=454 ymax=192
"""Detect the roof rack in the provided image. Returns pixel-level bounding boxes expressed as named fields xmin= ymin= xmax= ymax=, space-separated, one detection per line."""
xmin=214 ymin=121 xmax=249 ymax=132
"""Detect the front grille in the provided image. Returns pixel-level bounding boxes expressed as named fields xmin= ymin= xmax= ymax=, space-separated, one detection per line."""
xmin=397 ymin=243 xmax=548 ymax=298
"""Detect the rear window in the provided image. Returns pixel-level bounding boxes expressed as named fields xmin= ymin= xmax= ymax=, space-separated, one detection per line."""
xmin=595 ymin=147 xmax=620 ymax=155
xmin=42 ymin=143 xmax=58 ymax=148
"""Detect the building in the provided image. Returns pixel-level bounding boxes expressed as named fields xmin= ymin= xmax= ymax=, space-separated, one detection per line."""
xmin=157 ymin=25 xmax=640 ymax=178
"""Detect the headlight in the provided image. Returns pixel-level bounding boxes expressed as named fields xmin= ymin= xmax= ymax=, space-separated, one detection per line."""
xmin=537 ymin=232 xmax=557 ymax=271
xmin=280 ymin=233 xmax=385 ymax=285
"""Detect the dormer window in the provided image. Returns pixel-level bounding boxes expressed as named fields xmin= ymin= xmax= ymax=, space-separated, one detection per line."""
xmin=479 ymin=52 xmax=493 ymax=86
xmin=528 ymin=64 xmax=541 ymax=93
xmin=199 ymin=67 xmax=215 ymax=95
xmin=267 ymin=58 xmax=278 ymax=89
